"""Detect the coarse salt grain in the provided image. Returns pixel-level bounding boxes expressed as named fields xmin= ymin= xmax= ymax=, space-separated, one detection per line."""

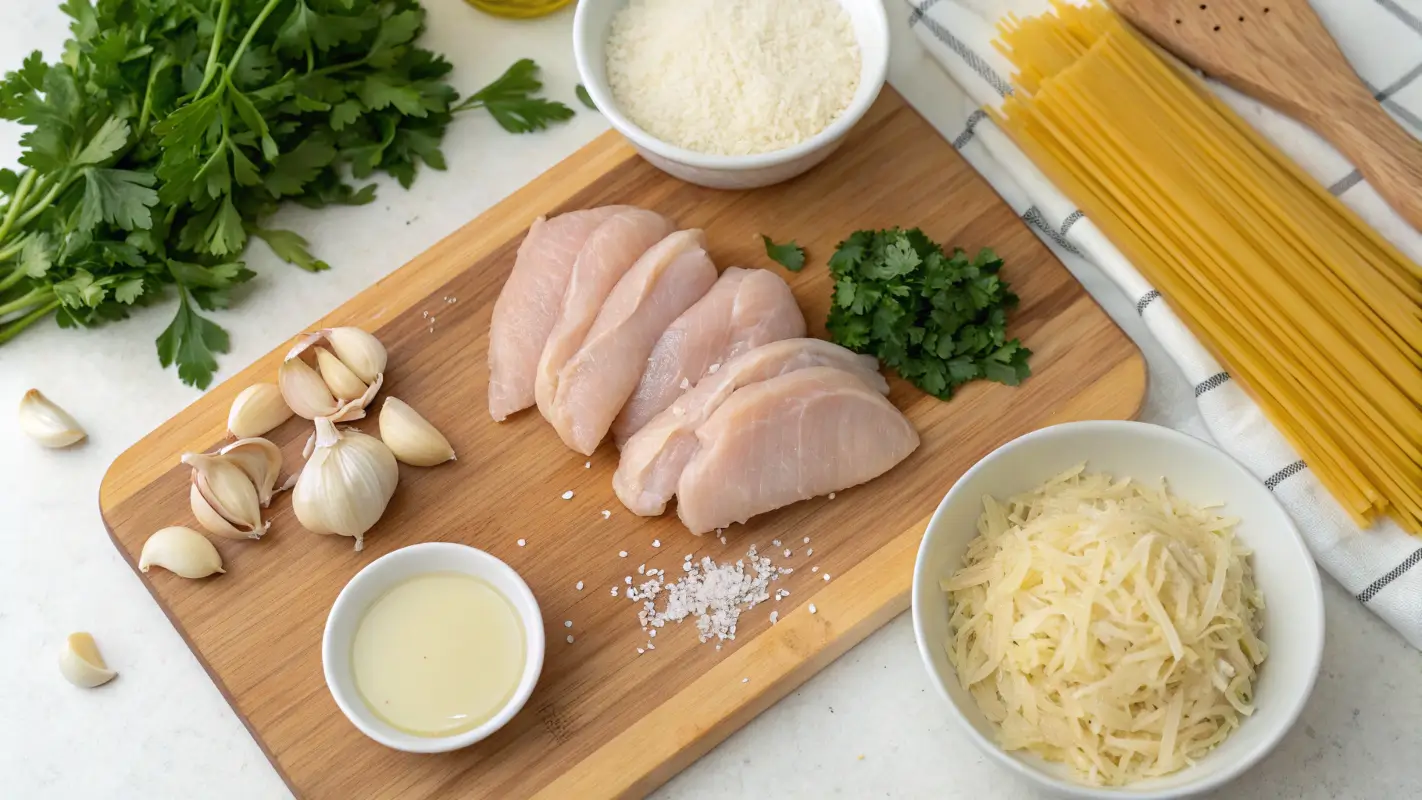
xmin=828 ymin=492 xmax=836 ymax=500
xmin=624 ymin=545 xmax=792 ymax=644
xmin=564 ymin=620 xmax=573 ymax=628
xmin=772 ymin=539 xmax=781 ymax=547
xmin=576 ymin=581 xmax=584 ymax=591
xmin=807 ymin=548 xmax=814 ymax=556
xmin=517 ymin=538 xmax=526 ymax=547
xmin=809 ymin=604 xmax=817 ymax=614
xmin=567 ymin=635 xmax=575 ymax=644
xmin=769 ymin=611 xmax=779 ymax=625
xmin=638 ymin=563 xmax=645 ymax=574
xmin=625 ymin=576 xmax=633 ymax=584
xmin=812 ymin=566 xmax=819 ymax=573
xmin=637 ymin=648 xmax=645 ymax=654
xmin=803 ymin=537 xmax=810 ymax=544
xmin=823 ymin=574 xmax=831 ymax=581
xmin=561 ymin=490 xmax=574 ymax=500
xmin=619 ymin=550 xmax=628 ymax=558
xmin=741 ymin=677 xmax=749 ymax=683
xmin=652 ymin=539 xmax=661 ymax=548
xmin=584 ymin=461 xmax=591 ymax=469
xmin=602 ymin=510 xmax=611 ymax=519
xmin=784 ymin=549 xmax=792 ymax=558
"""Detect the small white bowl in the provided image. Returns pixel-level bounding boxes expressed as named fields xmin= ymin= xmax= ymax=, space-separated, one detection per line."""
xmin=911 ymin=421 xmax=1324 ymax=799
xmin=573 ymin=0 xmax=890 ymax=189
xmin=322 ymin=542 xmax=545 ymax=753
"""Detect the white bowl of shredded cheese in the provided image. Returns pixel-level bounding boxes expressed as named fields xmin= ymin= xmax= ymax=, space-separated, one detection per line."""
xmin=911 ymin=421 xmax=1324 ymax=798
xmin=574 ymin=0 xmax=889 ymax=189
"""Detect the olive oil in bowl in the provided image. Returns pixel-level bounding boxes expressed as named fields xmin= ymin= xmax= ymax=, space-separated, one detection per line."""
xmin=351 ymin=572 xmax=526 ymax=737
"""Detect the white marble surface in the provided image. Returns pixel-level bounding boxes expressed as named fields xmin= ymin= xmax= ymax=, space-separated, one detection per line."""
xmin=1 ymin=2 xmax=1417 ymax=798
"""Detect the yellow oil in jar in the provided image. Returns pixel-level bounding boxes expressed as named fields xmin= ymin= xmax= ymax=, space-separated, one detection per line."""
xmin=352 ymin=572 xmax=526 ymax=737
xmin=464 ymin=0 xmax=574 ymax=19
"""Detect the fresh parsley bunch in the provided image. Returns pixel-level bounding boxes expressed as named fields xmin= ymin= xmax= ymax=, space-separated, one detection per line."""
xmin=826 ymin=227 xmax=1031 ymax=399
xmin=0 ymin=0 xmax=573 ymax=387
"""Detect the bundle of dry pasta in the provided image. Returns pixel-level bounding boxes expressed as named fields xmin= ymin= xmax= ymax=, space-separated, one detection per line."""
xmin=989 ymin=1 xmax=1422 ymax=534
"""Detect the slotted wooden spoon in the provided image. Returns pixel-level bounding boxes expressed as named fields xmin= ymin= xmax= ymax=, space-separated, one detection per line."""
xmin=1114 ymin=0 xmax=1422 ymax=231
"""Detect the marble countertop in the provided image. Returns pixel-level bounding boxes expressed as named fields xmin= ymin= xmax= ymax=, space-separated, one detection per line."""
xmin=2 ymin=2 xmax=1417 ymax=798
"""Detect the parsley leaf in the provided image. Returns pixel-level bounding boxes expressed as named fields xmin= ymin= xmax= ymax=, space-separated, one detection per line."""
xmin=458 ymin=59 xmax=575 ymax=133
xmin=576 ymin=84 xmax=596 ymax=110
xmin=760 ymin=235 xmax=806 ymax=272
xmin=826 ymin=228 xmax=1031 ymax=399
xmin=156 ymin=287 xmax=230 ymax=389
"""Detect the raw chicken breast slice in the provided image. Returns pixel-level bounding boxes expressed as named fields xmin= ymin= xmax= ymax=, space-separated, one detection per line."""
xmin=534 ymin=208 xmax=675 ymax=419
xmin=676 ymin=366 xmax=918 ymax=535
xmin=488 ymin=206 xmax=634 ymax=421
xmin=615 ymin=338 xmax=887 ymax=516
xmin=549 ymin=230 xmax=719 ymax=455
xmin=610 ymin=267 xmax=806 ymax=446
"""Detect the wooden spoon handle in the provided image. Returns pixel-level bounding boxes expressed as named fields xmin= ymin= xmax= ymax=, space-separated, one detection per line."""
xmin=1311 ymin=102 xmax=1422 ymax=231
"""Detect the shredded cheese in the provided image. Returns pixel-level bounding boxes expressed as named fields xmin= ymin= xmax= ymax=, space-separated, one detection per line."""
xmin=604 ymin=0 xmax=861 ymax=156
xmin=942 ymin=465 xmax=1266 ymax=786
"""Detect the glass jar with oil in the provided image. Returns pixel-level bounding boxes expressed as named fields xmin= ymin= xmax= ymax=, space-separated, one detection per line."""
xmin=464 ymin=0 xmax=573 ymax=19
xmin=352 ymin=571 xmax=527 ymax=737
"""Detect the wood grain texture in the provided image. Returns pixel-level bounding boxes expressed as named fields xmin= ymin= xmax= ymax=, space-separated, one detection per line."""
xmin=1115 ymin=0 xmax=1422 ymax=230
xmin=99 ymin=90 xmax=1146 ymax=800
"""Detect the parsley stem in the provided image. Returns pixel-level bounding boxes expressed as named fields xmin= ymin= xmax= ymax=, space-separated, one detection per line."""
xmin=0 ymin=297 xmax=58 ymax=346
xmin=138 ymin=55 xmax=176 ymax=136
xmin=0 ymin=236 xmax=25 ymax=263
xmin=194 ymin=0 xmax=233 ymax=100
xmin=226 ymin=0 xmax=284 ymax=78
xmin=11 ymin=176 xmax=67 ymax=231
xmin=0 ymin=286 xmax=49 ymax=318
xmin=0 ymin=169 xmax=37 ymax=246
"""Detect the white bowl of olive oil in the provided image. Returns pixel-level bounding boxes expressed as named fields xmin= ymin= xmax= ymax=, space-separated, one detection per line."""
xmin=322 ymin=542 xmax=545 ymax=753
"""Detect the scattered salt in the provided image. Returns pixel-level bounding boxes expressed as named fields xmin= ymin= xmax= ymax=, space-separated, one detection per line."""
xmin=784 ymin=549 xmax=792 ymax=558
xmin=649 ymin=628 xmax=657 ymax=637
xmin=828 ymin=492 xmax=836 ymax=500
xmin=807 ymin=548 xmax=814 ymax=556
xmin=811 ymin=566 xmax=819 ymax=573
xmin=584 ymin=461 xmax=591 ymax=469
xmin=576 ymin=581 xmax=584 ymax=591
xmin=619 ymin=550 xmax=628 ymax=558
xmin=769 ymin=611 xmax=779 ymax=625
xmin=741 ymin=677 xmax=749 ymax=683
xmin=566 ymin=635 xmax=575 ymax=644
xmin=809 ymin=604 xmax=817 ymax=614
xmin=803 ymin=537 xmax=810 ymax=544
xmin=719 ymin=536 xmax=727 ymax=545
xmin=623 ymin=545 xmax=792 ymax=644
xmin=638 ymin=563 xmax=646 ymax=574
xmin=823 ymin=573 xmax=831 ymax=582
xmin=611 ymin=586 xmax=619 ymax=596
xmin=625 ymin=576 xmax=633 ymax=584
xmin=562 ymin=490 xmax=574 ymax=500
xmin=564 ymin=620 xmax=573 ymax=628
xmin=772 ymin=539 xmax=782 ymax=547
xmin=637 ymin=648 xmax=645 ymax=654
xmin=652 ymin=539 xmax=661 ymax=548
xmin=647 ymin=642 xmax=655 ymax=650
xmin=602 ymin=510 xmax=611 ymax=519
xmin=517 ymin=538 xmax=526 ymax=547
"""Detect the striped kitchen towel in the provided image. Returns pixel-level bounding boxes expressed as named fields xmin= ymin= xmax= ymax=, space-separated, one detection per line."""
xmin=903 ymin=0 xmax=1422 ymax=649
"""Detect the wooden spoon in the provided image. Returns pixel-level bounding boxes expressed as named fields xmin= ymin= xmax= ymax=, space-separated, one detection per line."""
xmin=1114 ymin=0 xmax=1422 ymax=231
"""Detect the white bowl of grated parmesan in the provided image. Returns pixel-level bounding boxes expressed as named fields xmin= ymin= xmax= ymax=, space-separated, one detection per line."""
xmin=911 ymin=421 xmax=1324 ymax=799
xmin=574 ymin=0 xmax=889 ymax=189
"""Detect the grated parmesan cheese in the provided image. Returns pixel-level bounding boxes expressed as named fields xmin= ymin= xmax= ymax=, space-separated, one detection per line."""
xmin=605 ymin=0 xmax=861 ymax=156
xmin=942 ymin=465 xmax=1267 ymax=787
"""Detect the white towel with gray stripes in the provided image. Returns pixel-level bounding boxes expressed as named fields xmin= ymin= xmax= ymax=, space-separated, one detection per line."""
xmin=905 ymin=0 xmax=1422 ymax=649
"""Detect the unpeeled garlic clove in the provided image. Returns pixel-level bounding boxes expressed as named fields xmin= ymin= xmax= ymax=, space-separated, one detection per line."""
xmin=139 ymin=526 xmax=224 ymax=578
xmin=379 ymin=397 xmax=455 ymax=467
xmin=59 ymin=632 xmax=117 ymax=688
xmin=315 ymin=346 xmax=368 ymax=402
xmin=326 ymin=327 xmax=387 ymax=384
xmin=19 ymin=389 xmax=86 ymax=448
xmin=279 ymin=356 xmax=340 ymax=420
xmin=183 ymin=453 xmax=266 ymax=539
xmin=228 ymin=383 xmax=293 ymax=439
xmin=293 ymin=417 xmax=398 ymax=551
xmin=219 ymin=438 xmax=283 ymax=507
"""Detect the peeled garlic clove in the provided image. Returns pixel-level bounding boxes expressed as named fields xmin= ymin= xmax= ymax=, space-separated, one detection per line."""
xmin=315 ymin=346 xmax=368 ymax=402
xmin=219 ymin=438 xmax=283 ymax=507
xmin=59 ymin=632 xmax=117 ymax=688
xmin=183 ymin=453 xmax=265 ymax=539
xmin=326 ymin=327 xmax=387 ymax=384
xmin=279 ymin=356 xmax=340 ymax=420
xmin=228 ymin=383 xmax=293 ymax=439
xmin=140 ymin=526 xmax=225 ymax=578
xmin=19 ymin=389 xmax=86 ymax=448
xmin=380 ymin=397 xmax=455 ymax=467
xmin=329 ymin=371 xmax=382 ymax=424
xmin=294 ymin=417 xmax=398 ymax=551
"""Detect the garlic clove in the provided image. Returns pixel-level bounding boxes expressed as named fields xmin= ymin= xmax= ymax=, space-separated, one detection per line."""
xmin=315 ymin=346 xmax=368 ymax=402
xmin=190 ymin=484 xmax=249 ymax=539
xmin=183 ymin=453 xmax=266 ymax=539
xmin=139 ymin=526 xmax=225 ymax=578
xmin=293 ymin=417 xmax=399 ymax=551
xmin=380 ymin=397 xmax=455 ymax=467
xmin=326 ymin=327 xmax=387 ymax=384
xmin=228 ymin=383 xmax=293 ymax=439
xmin=219 ymin=438 xmax=283 ymax=507
xmin=59 ymin=632 xmax=117 ymax=688
xmin=279 ymin=356 xmax=340 ymax=420
xmin=18 ymin=389 xmax=86 ymax=448
xmin=329 ymin=371 xmax=382 ymax=424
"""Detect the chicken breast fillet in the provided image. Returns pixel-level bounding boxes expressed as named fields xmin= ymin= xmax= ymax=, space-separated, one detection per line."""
xmin=675 ymin=366 xmax=918 ymax=534
xmin=549 ymin=230 xmax=718 ymax=455
xmin=487 ymin=206 xmax=633 ymax=421
xmin=534 ymin=208 xmax=675 ymax=419
xmin=610 ymin=267 xmax=806 ymax=446
xmin=615 ymin=339 xmax=888 ymax=517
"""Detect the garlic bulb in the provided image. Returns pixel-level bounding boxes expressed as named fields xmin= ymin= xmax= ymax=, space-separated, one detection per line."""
xmin=59 ymin=632 xmax=117 ymax=688
xmin=293 ymin=417 xmax=398 ymax=551
xmin=184 ymin=453 xmax=266 ymax=539
xmin=279 ymin=329 xmax=385 ymax=422
xmin=228 ymin=383 xmax=292 ymax=439
xmin=218 ymin=438 xmax=283 ymax=506
xmin=380 ymin=397 xmax=455 ymax=467
xmin=18 ymin=389 xmax=86 ymax=448
xmin=139 ymin=526 xmax=225 ymax=578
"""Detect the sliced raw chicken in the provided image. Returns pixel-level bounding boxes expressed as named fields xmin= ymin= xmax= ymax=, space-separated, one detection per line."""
xmin=534 ymin=208 xmax=675 ymax=418
xmin=615 ymin=338 xmax=887 ymax=516
xmin=610 ymin=267 xmax=806 ymax=445
xmin=548 ymin=230 xmax=718 ymax=455
xmin=676 ymin=366 xmax=918 ymax=534
xmin=488 ymin=206 xmax=633 ymax=421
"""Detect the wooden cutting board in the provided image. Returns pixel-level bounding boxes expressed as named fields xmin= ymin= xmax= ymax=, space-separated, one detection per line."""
xmin=99 ymin=89 xmax=1145 ymax=799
